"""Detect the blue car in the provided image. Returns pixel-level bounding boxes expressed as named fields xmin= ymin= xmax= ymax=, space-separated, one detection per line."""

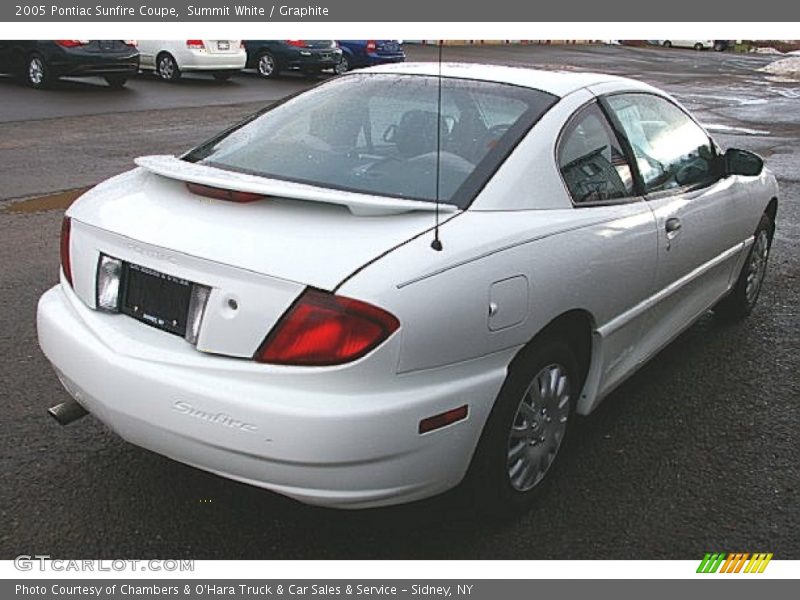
xmin=334 ymin=40 xmax=405 ymax=74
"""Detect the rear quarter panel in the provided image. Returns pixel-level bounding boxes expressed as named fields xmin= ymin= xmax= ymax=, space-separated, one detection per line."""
xmin=338 ymin=204 xmax=658 ymax=385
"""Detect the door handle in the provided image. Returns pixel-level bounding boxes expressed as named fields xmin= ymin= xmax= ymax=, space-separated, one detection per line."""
xmin=665 ymin=217 xmax=682 ymax=239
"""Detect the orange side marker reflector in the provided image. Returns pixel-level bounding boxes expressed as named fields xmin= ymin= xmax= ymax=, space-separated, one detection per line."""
xmin=419 ymin=405 xmax=468 ymax=434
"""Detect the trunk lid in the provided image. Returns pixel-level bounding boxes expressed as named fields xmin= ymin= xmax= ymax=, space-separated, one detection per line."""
xmin=303 ymin=40 xmax=337 ymax=50
xmin=68 ymin=166 xmax=451 ymax=292
xmin=204 ymin=40 xmax=241 ymax=54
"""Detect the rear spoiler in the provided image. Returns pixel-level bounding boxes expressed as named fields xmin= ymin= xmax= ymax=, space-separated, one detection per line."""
xmin=135 ymin=155 xmax=460 ymax=217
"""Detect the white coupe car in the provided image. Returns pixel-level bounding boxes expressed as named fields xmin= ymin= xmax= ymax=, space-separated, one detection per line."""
xmin=37 ymin=63 xmax=778 ymax=512
xmin=136 ymin=40 xmax=246 ymax=81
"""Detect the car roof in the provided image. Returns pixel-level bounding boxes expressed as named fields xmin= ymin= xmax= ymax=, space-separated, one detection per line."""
xmin=357 ymin=62 xmax=639 ymax=97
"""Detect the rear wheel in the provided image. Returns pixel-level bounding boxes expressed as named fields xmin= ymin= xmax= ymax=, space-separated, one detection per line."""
xmin=694 ymin=42 xmax=704 ymax=51
xmin=714 ymin=213 xmax=774 ymax=321
xmin=104 ymin=74 xmax=129 ymax=88
xmin=465 ymin=335 xmax=578 ymax=515
xmin=255 ymin=51 xmax=278 ymax=78
xmin=662 ymin=40 xmax=672 ymax=48
xmin=156 ymin=53 xmax=181 ymax=82
xmin=26 ymin=54 xmax=54 ymax=88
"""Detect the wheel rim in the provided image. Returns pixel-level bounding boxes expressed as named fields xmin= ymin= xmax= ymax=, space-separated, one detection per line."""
xmin=258 ymin=54 xmax=274 ymax=76
xmin=745 ymin=229 xmax=770 ymax=305
xmin=336 ymin=57 xmax=349 ymax=74
xmin=28 ymin=58 xmax=44 ymax=85
xmin=158 ymin=56 xmax=175 ymax=79
xmin=506 ymin=363 xmax=571 ymax=492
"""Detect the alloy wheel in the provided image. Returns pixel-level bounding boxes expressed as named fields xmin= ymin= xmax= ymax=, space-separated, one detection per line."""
xmin=158 ymin=56 xmax=176 ymax=80
xmin=506 ymin=363 xmax=571 ymax=492
xmin=745 ymin=229 xmax=770 ymax=306
xmin=258 ymin=54 xmax=275 ymax=77
xmin=28 ymin=57 xmax=44 ymax=86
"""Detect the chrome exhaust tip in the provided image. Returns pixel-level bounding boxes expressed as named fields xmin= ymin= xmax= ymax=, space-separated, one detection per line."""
xmin=48 ymin=400 xmax=88 ymax=426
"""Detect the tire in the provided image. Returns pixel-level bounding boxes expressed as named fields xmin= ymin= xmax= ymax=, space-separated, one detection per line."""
xmin=662 ymin=41 xmax=672 ymax=48
xmin=334 ymin=55 xmax=350 ymax=75
xmin=465 ymin=335 xmax=579 ymax=515
xmin=694 ymin=43 xmax=704 ymax=51
xmin=714 ymin=213 xmax=774 ymax=321
xmin=713 ymin=41 xmax=726 ymax=52
xmin=26 ymin=53 xmax=54 ymax=89
xmin=212 ymin=71 xmax=234 ymax=81
xmin=156 ymin=53 xmax=181 ymax=82
xmin=104 ymin=74 xmax=129 ymax=88
xmin=255 ymin=51 xmax=278 ymax=78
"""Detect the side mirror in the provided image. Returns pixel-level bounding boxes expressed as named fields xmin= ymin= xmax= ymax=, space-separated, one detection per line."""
xmin=725 ymin=148 xmax=764 ymax=177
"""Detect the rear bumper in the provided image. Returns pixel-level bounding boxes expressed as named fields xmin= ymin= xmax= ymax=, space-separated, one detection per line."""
xmin=363 ymin=53 xmax=406 ymax=66
xmin=179 ymin=50 xmax=246 ymax=71
xmin=37 ymin=283 xmax=509 ymax=508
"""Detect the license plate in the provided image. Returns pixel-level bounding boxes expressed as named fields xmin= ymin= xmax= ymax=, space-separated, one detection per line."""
xmin=120 ymin=263 xmax=193 ymax=336
xmin=218 ymin=41 xmax=230 ymax=51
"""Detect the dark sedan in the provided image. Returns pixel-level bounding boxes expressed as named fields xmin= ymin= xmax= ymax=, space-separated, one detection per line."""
xmin=0 ymin=40 xmax=139 ymax=88
xmin=243 ymin=40 xmax=342 ymax=79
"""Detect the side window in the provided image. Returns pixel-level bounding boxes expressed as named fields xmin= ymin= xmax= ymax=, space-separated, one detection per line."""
xmin=605 ymin=93 xmax=720 ymax=194
xmin=558 ymin=103 xmax=635 ymax=204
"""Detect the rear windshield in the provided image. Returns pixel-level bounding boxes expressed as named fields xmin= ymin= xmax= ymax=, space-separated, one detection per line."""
xmin=184 ymin=73 xmax=557 ymax=209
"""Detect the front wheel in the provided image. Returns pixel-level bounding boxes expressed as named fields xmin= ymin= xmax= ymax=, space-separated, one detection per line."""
xmin=465 ymin=336 xmax=578 ymax=515
xmin=714 ymin=213 xmax=773 ymax=321
xmin=662 ymin=40 xmax=672 ymax=48
xmin=694 ymin=42 xmax=704 ymax=51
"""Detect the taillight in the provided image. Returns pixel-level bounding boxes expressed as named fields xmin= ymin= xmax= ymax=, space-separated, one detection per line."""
xmin=55 ymin=40 xmax=89 ymax=48
xmin=255 ymin=289 xmax=400 ymax=366
xmin=60 ymin=216 xmax=73 ymax=286
xmin=186 ymin=182 xmax=266 ymax=203
xmin=366 ymin=40 xmax=377 ymax=52
xmin=286 ymin=40 xmax=307 ymax=48
xmin=186 ymin=40 xmax=205 ymax=50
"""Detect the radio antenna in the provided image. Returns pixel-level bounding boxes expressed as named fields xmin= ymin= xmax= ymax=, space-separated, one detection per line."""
xmin=430 ymin=40 xmax=444 ymax=252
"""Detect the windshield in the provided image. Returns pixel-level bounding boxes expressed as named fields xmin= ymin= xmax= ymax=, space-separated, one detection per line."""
xmin=184 ymin=73 xmax=557 ymax=209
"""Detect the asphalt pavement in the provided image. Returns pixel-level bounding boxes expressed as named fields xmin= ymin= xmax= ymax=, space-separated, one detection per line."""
xmin=0 ymin=44 xmax=798 ymax=560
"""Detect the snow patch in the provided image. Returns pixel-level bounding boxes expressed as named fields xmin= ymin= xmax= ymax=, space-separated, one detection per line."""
xmin=759 ymin=57 xmax=800 ymax=79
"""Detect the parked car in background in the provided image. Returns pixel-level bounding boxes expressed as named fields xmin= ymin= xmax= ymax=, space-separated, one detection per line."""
xmin=658 ymin=40 xmax=714 ymax=51
xmin=334 ymin=40 xmax=405 ymax=74
xmin=0 ymin=40 xmax=139 ymax=88
xmin=136 ymin=40 xmax=246 ymax=82
xmin=39 ymin=63 xmax=778 ymax=512
xmin=243 ymin=40 xmax=342 ymax=79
